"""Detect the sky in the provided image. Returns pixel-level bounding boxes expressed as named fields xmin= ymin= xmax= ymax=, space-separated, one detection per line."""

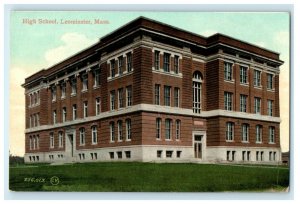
xmin=9 ymin=11 xmax=290 ymax=156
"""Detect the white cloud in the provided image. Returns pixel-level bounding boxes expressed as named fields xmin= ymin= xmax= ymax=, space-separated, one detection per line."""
xmin=44 ymin=32 xmax=98 ymax=67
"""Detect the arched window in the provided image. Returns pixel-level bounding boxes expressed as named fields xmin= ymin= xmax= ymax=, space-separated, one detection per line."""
xmin=79 ymin=128 xmax=85 ymax=145
xmin=193 ymin=71 xmax=202 ymax=114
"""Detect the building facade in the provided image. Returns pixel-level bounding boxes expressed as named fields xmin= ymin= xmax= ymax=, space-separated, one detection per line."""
xmin=23 ymin=17 xmax=283 ymax=164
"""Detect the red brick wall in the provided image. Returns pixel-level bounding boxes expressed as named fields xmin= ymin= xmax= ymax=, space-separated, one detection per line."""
xmin=207 ymin=116 xmax=280 ymax=148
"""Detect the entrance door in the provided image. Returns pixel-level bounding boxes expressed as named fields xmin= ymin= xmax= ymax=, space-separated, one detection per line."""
xmin=68 ymin=134 xmax=74 ymax=157
xmin=194 ymin=135 xmax=203 ymax=159
xmin=66 ymin=134 xmax=75 ymax=159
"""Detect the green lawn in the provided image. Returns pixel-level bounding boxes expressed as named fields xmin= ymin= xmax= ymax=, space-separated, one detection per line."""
xmin=9 ymin=162 xmax=289 ymax=192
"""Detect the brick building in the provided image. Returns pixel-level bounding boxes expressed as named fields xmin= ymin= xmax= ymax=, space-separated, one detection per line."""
xmin=22 ymin=17 xmax=283 ymax=164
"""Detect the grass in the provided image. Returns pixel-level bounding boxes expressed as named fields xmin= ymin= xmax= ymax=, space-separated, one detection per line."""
xmin=9 ymin=162 xmax=289 ymax=192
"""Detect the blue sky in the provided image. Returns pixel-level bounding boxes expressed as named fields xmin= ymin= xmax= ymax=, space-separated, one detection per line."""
xmin=9 ymin=11 xmax=290 ymax=156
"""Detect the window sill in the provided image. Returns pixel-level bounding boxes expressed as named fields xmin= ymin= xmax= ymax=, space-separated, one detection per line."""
xmin=254 ymin=85 xmax=263 ymax=90
xmin=81 ymin=89 xmax=88 ymax=93
xmin=126 ymin=139 xmax=132 ymax=142
xmin=165 ymin=139 xmax=172 ymax=141
xmin=52 ymin=100 xmax=56 ymax=103
xmin=256 ymin=141 xmax=262 ymax=144
xmin=241 ymin=141 xmax=250 ymax=144
xmin=93 ymin=85 xmax=100 ymax=89
xmin=71 ymin=93 xmax=77 ymax=97
xmin=61 ymin=96 xmax=66 ymax=100
xmin=268 ymin=142 xmax=276 ymax=145
xmin=91 ymin=143 xmax=98 ymax=145
xmin=110 ymin=141 xmax=115 ymax=143
xmin=226 ymin=140 xmax=234 ymax=142
xmin=224 ymin=79 xmax=235 ymax=84
xmin=117 ymin=140 xmax=123 ymax=142
xmin=240 ymin=83 xmax=249 ymax=87
xmin=267 ymin=88 xmax=275 ymax=92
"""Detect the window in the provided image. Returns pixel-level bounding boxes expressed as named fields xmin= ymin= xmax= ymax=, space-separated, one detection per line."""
xmin=82 ymin=74 xmax=88 ymax=91
xmin=109 ymin=152 xmax=114 ymax=159
xmin=224 ymin=92 xmax=233 ymax=111
xmin=226 ymin=122 xmax=234 ymax=141
xmin=33 ymin=136 xmax=36 ymax=150
xmin=261 ymin=151 xmax=264 ymax=161
xmin=29 ymin=94 xmax=32 ymax=107
xmin=156 ymin=118 xmax=161 ymax=139
xmin=175 ymin=120 xmax=181 ymax=140
xmin=157 ymin=150 xmax=162 ymax=158
xmin=273 ymin=152 xmax=277 ymax=161
xmin=111 ymin=60 xmax=115 ymax=77
xmin=29 ymin=136 xmax=32 ymax=150
xmin=176 ymin=151 xmax=182 ymax=158
xmin=117 ymin=151 xmax=122 ymax=159
xmin=240 ymin=95 xmax=247 ymax=112
xmin=34 ymin=93 xmax=37 ymax=104
xmin=154 ymin=84 xmax=160 ymax=105
xmin=267 ymin=100 xmax=273 ymax=116
xmin=110 ymin=90 xmax=115 ymax=110
xmin=79 ymin=128 xmax=85 ymax=145
xmin=254 ymin=97 xmax=261 ymax=114
xmin=241 ymin=124 xmax=249 ymax=142
xmin=36 ymin=135 xmax=39 ymax=149
xmin=240 ymin=66 xmax=248 ymax=84
xmin=224 ymin=62 xmax=233 ymax=81
xmin=247 ymin=151 xmax=251 ymax=161
xmin=256 ymin=151 xmax=259 ymax=161
xmin=110 ymin=122 xmax=115 ymax=142
xmin=174 ymin=88 xmax=180 ymax=107
xmin=163 ymin=53 xmax=170 ymax=72
xmin=36 ymin=114 xmax=39 ymax=127
xmin=164 ymin=86 xmax=171 ymax=106
xmin=269 ymin=126 xmax=275 ymax=143
xmin=165 ymin=119 xmax=172 ymax=140
xmin=154 ymin=50 xmax=160 ymax=70
xmin=267 ymin=73 xmax=273 ymax=89
xmin=126 ymin=119 xmax=131 ymax=140
xmin=51 ymin=86 xmax=56 ymax=101
xmin=118 ymin=56 xmax=123 ymax=76
xmin=126 ymin=86 xmax=132 ymax=107
xmin=62 ymin=107 xmax=67 ymax=122
xmin=232 ymin=151 xmax=236 ymax=161
xmin=50 ymin=133 xmax=54 ymax=148
xmin=242 ymin=151 xmax=246 ymax=161
xmin=61 ymin=83 xmax=66 ymax=99
xmin=72 ymin=104 xmax=77 ymax=120
xmin=92 ymin=126 xmax=97 ymax=144
xmin=166 ymin=151 xmax=173 ymax=158
xmin=37 ymin=91 xmax=40 ymax=104
xmin=94 ymin=69 xmax=100 ymax=87
xmin=126 ymin=52 xmax=132 ymax=72
xmin=269 ymin=151 xmax=272 ymax=161
xmin=118 ymin=88 xmax=124 ymax=108
xmin=174 ymin=55 xmax=180 ymax=74
xmin=254 ymin=70 xmax=261 ymax=86
xmin=71 ymin=78 xmax=77 ymax=95
xmin=125 ymin=151 xmax=131 ymax=159
xmin=58 ymin=131 xmax=63 ymax=148
xmin=256 ymin=125 xmax=262 ymax=143
xmin=193 ymin=71 xmax=202 ymax=113
xmin=117 ymin=120 xmax=123 ymax=141
xmin=83 ymin=101 xmax=88 ymax=118
xmin=53 ymin=110 xmax=57 ymax=124
xmin=96 ymin=98 xmax=101 ymax=115
xmin=227 ymin=151 xmax=230 ymax=161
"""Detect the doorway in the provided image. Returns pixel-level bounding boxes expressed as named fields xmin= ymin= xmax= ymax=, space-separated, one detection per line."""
xmin=193 ymin=131 xmax=206 ymax=160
